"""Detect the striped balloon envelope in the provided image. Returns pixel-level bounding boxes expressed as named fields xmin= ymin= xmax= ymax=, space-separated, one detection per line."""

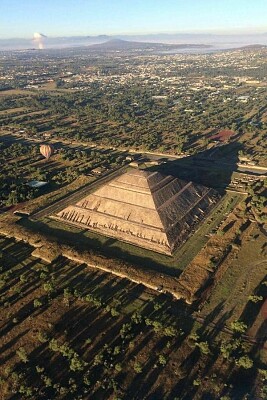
xmin=40 ymin=144 xmax=54 ymax=160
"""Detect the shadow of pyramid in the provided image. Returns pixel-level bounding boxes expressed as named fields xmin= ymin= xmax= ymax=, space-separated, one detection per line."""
xmin=146 ymin=141 xmax=243 ymax=192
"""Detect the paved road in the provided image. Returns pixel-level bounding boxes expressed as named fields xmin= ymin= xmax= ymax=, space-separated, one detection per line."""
xmin=0 ymin=132 xmax=183 ymax=161
xmin=1 ymin=131 xmax=267 ymax=175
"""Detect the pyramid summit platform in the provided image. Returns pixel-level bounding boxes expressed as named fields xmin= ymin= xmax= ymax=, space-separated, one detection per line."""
xmin=55 ymin=169 xmax=220 ymax=255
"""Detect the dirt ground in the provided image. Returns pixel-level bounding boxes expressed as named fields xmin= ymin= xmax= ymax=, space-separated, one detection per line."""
xmin=199 ymin=222 xmax=267 ymax=355
xmin=0 ymin=233 xmax=266 ymax=400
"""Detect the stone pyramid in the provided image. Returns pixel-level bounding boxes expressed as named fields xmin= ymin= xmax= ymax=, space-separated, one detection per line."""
xmin=55 ymin=169 xmax=219 ymax=255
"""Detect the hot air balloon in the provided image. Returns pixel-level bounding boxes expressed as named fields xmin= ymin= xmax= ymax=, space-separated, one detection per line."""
xmin=40 ymin=144 xmax=54 ymax=160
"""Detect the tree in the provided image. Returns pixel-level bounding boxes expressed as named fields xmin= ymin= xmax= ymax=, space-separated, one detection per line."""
xmin=83 ymin=374 xmax=91 ymax=386
xmin=258 ymin=368 xmax=267 ymax=380
xmin=115 ymin=363 xmax=122 ymax=372
xmin=158 ymin=355 xmax=167 ymax=366
xmin=248 ymin=295 xmax=263 ymax=303
xmin=131 ymin=312 xmax=142 ymax=324
xmin=189 ymin=332 xmax=199 ymax=341
xmin=42 ymin=375 xmax=52 ymax=387
xmin=220 ymin=341 xmax=234 ymax=359
xmin=110 ymin=307 xmax=119 ymax=317
xmin=153 ymin=302 xmax=163 ymax=311
xmin=196 ymin=341 xmax=211 ymax=355
xmin=113 ymin=346 xmax=121 ymax=356
xmin=134 ymin=362 xmax=142 ymax=373
xmin=69 ymin=353 xmax=87 ymax=372
xmin=93 ymin=353 xmax=104 ymax=366
xmin=43 ymin=282 xmax=54 ymax=294
xmin=33 ymin=298 xmax=42 ymax=308
xmin=18 ymin=385 xmax=33 ymax=396
xmin=230 ymin=320 xmax=247 ymax=334
xmin=16 ymin=347 xmax=28 ymax=363
xmin=236 ymin=355 xmax=253 ymax=369
xmin=164 ymin=326 xmax=178 ymax=337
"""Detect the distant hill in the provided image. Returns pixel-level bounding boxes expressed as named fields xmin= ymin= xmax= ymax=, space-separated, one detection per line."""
xmin=88 ymin=38 xmax=211 ymax=51
xmin=90 ymin=39 xmax=163 ymax=50
xmin=1 ymin=32 xmax=267 ymax=51
xmin=237 ymin=44 xmax=267 ymax=50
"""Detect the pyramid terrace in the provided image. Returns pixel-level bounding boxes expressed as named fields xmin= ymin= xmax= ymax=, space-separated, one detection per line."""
xmin=55 ymin=169 xmax=220 ymax=255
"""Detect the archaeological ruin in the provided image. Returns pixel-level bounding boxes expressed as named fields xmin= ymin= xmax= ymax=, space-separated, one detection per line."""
xmin=54 ymin=169 xmax=220 ymax=255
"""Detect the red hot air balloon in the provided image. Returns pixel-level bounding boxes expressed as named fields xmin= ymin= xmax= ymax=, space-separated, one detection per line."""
xmin=40 ymin=144 xmax=54 ymax=160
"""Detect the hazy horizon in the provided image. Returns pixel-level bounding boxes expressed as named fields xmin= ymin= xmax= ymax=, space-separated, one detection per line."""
xmin=2 ymin=28 xmax=267 ymax=40
xmin=1 ymin=31 xmax=267 ymax=51
xmin=1 ymin=0 xmax=267 ymax=50
xmin=1 ymin=0 xmax=267 ymax=39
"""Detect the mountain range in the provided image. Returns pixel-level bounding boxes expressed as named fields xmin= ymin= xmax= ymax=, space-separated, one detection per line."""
xmin=1 ymin=33 xmax=267 ymax=51
xmin=87 ymin=38 xmax=211 ymax=51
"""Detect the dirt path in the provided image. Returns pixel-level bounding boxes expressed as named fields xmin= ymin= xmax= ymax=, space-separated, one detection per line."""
xmin=194 ymin=314 xmax=267 ymax=345
xmin=196 ymin=260 xmax=267 ymax=344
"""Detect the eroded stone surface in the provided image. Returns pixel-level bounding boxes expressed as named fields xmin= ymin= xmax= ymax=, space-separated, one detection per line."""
xmin=55 ymin=169 xmax=220 ymax=255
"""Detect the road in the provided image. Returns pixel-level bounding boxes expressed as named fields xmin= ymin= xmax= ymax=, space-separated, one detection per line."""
xmin=0 ymin=131 xmax=184 ymax=162
xmin=2 ymin=130 xmax=266 ymax=175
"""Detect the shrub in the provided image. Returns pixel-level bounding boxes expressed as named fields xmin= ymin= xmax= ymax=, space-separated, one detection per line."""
xmin=93 ymin=353 xmax=104 ymax=366
xmin=110 ymin=307 xmax=119 ymax=317
xmin=69 ymin=353 xmax=88 ymax=372
xmin=153 ymin=302 xmax=163 ymax=311
xmin=131 ymin=312 xmax=142 ymax=324
xmin=248 ymin=295 xmax=263 ymax=303
xmin=158 ymin=355 xmax=167 ymax=366
xmin=36 ymin=365 xmax=44 ymax=373
xmin=258 ymin=368 xmax=267 ymax=380
xmin=189 ymin=332 xmax=199 ymax=341
xmin=18 ymin=385 xmax=32 ymax=396
xmin=33 ymin=298 xmax=42 ymax=308
xmin=113 ymin=346 xmax=121 ymax=355
xmin=134 ymin=362 xmax=142 ymax=373
xmin=16 ymin=347 xmax=28 ymax=363
xmin=83 ymin=375 xmax=91 ymax=386
xmin=42 ymin=375 xmax=52 ymax=387
xmin=230 ymin=320 xmax=247 ymax=334
xmin=37 ymin=331 xmax=49 ymax=343
xmin=43 ymin=282 xmax=54 ymax=294
xmin=236 ymin=355 xmax=253 ymax=369
xmin=115 ymin=363 xmax=122 ymax=372
xmin=164 ymin=326 xmax=177 ymax=337
xmin=196 ymin=341 xmax=210 ymax=355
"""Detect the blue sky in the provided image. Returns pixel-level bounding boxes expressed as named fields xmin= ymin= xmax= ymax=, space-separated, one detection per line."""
xmin=1 ymin=0 xmax=267 ymax=38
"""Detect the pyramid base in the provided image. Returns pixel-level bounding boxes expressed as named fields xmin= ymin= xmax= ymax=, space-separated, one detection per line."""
xmin=51 ymin=215 xmax=173 ymax=256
